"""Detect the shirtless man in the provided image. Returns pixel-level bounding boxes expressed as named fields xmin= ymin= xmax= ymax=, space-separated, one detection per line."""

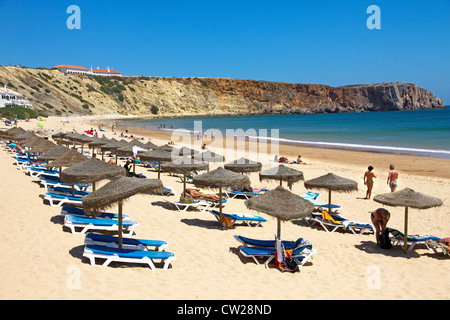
xmin=364 ymin=166 xmax=376 ymax=199
xmin=387 ymin=164 xmax=399 ymax=192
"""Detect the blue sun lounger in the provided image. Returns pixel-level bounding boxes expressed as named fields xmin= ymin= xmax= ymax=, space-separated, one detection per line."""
xmin=83 ymin=245 xmax=176 ymax=270
xmin=84 ymin=233 xmax=168 ymax=251
xmin=210 ymin=210 xmax=267 ymax=227
xmin=49 ymin=186 xmax=91 ymax=197
xmin=44 ymin=192 xmax=83 ymax=207
xmin=64 ymin=215 xmax=139 ymax=235
xmin=61 ymin=206 xmax=130 ymax=220
xmin=233 ymin=235 xmax=296 ymax=248
xmin=40 ymin=176 xmax=90 ymax=191
xmin=387 ymin=228 xmax=440 ymax=252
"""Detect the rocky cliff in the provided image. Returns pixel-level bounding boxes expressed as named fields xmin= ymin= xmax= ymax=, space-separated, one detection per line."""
xmin=0 ymin=66 xmax=444 ymax=117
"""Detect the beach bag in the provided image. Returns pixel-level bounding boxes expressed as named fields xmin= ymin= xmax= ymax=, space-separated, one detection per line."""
xmin=179 ymin=194 xmax=194 ymax=204
xmin=379 ymin=229 xmax=392 ymax=249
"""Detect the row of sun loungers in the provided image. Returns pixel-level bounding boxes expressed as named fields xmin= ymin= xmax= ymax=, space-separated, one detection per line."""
xmin=5 ymin=144 xmax=177 ymax=270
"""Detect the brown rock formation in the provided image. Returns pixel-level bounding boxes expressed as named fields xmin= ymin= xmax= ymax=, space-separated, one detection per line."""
xmin=0 ymin=66 xmax=444 ymax=117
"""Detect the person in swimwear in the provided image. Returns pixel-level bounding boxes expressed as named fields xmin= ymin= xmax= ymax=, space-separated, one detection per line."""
xmin=387 ymin=164 xmax=399 ymax=192
xmin=364 ymin=166 xmax=376 ymax=199
xmin=371 ymin=208 xmax=391 ymax=245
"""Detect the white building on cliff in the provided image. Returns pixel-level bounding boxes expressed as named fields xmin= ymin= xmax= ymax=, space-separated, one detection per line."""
xmin=53 ymin=65 xmax=122 ymax=76
xmin=0 ymin=86 xmax=32 ymax=109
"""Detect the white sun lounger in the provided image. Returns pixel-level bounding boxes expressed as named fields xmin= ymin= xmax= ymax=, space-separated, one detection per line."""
xmin=64 ymin=215 xmax=139 ymax=235
xmin=83 ymin=245 xmax=175 ymax=270
xmin=163 ymin=199 xmax=211 ymax=212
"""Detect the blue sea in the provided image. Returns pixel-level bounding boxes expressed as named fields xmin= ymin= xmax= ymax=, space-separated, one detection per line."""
xmin=120 ymin=107 xmax=450 ymax=159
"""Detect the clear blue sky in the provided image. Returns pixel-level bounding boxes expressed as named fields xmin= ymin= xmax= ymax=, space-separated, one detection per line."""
xmin=0 ymin=0 xmax=449 ymax=102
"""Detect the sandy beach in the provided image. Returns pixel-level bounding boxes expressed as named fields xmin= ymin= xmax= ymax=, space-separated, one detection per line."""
xmin=0 ymin=115 xmax=449 ymax=300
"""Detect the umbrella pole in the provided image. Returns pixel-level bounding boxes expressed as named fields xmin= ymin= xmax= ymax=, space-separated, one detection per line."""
xmin=183 ymin=174 xmax=186 ymax=197
xmin=118 ymin=200 xmax=123 ymax=249
xmin=404 ymin=207 xmax=409 ymax=254
xmin=328 ymin=190 xmax=332 ymax=214
xmin=277 ymin=218 xmax=281 ymax=238
xmin=158 ymin=161 xmax=161 ymax=179
xmin=219 ymin=187 xmax=223 ymax=227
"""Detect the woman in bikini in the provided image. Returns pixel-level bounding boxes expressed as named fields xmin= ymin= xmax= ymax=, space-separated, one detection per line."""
xmin=364 ymin=166 xmax=376 ymax=199
xmin=371 ymin=208 xmax=391 ymax=245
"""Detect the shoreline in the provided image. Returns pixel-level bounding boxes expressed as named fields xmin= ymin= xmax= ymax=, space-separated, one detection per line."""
xmin=85 ymin=118 xmax=450 ymax=180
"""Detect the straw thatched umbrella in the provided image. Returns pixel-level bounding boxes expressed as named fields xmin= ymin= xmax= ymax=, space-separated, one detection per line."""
xmin=245 ymin=186 xmax=314 ymax=238
xmin=259 ymin=164 xmax=304 ymax=190
xmin=60 ymin=158 xmax=126 ymax=192
xmin=144 ymin=141 xmax=159 ymax=150
xmin=173 ymin=146 xmax=199 ymax=157
xmin=193 ymin=167 xmax=250 ymax=227
xmin=87 ymin=136 xmax=109 ymax=157
xmin=139 ymin=148 xmax=175 ymax=179
xmin=45 ymin=149 xmax=90 ymax=195
xmin=99 ymin=140 xmax=128 ymax=162
xmin=31 ymin=140 xmax=57 ymax=154
xmin=158 ymin=144 xmax=175 ymax=152
xmin=65 ymin=132 xmax=93 ymax=153
xmin=374 ymin=188 xmax=443 ymax=253
xmin=46 ymin=149 xmax=89 ymax=168
xmin=82 ymin=176 xmax=163 ymax=248
xmin=21 ymin=135 xmax=45 ymax=148
xmin=224 ymin=157 xmax=262 ymax=174
xmin=36 ymin=145 xmax=70 ymax=162
xmin=161 ymin=157 xmax=209 ymax=196
xmin=304 ymin=173 xmax=358 ymax=214
xmin=199 ymin=151 xmax=225 ymax=163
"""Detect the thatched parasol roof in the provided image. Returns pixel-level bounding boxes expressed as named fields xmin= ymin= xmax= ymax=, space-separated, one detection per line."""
xmin=21 ymin=135 xmax=45 ymax=148
xmin=193 ymin=167 xmax=250 ymax=189
xmin=198 ymin=151 xmax=225 ymax=163
xmin=4 ymin=127 xmax=27 ymax=139
xmin=224 ymin=157 xmax=262 ymax=173
xmin=35 ymin=145 xmax=69 ymax=161
xmin=259 ymin=164 xmax=304 ymax=189
xmin=157 ymin=144 xmax=175 ymax=152
xmin=144 ymin=141 xmax=159 ymax=150
xmin=46 ymin=149 xmax=89 ymax=168
xmin=82 ymin=176 xmax=163 ymax=214
xmin=14 ymin=131 xmax=34 ymax=141
xmin=304 ymin=173 xmax=358 ymax=192
xmin=87 ymin=137 xmax=109 ymax=148
xmin=374 ymin=188 xmax=443 ymax=210
xmin=161 ymin=157 xmax=209 ymax=176
xmin=138 ymin=148 xmax=174 ymax=162
xmin=245 ymin=186 xmax=314 ymax=222
xmin=173 ymin=146 xmax=199 ymax=157
xmin=99 ymin=140 xmax=128 ymax=152
xmin=51 ymin=132 xmax=67 ymax=141
xmin=60 ymin=158 xmax=126 ymax=184
xmin=65 ymin=132 xmax=93 ymax=143
xmin=245 ymin=186 xmax=314 ymax=237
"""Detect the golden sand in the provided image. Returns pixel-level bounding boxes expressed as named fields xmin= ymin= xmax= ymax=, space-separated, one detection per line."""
xmin=0 ymin=115 xmax=448 ymax=300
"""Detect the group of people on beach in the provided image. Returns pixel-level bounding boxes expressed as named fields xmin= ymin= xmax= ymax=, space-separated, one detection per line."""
xmin=363 ymin=164 xmax=398 ymax=200
xmin=364 ymin=164 xmax=399 ymax=247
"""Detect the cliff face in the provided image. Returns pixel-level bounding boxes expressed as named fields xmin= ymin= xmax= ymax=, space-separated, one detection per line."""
xmin=0 ymin=66 xmax=444 ymax=117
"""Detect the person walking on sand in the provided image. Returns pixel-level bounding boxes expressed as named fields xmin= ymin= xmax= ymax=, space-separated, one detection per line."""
xmin=364 ymin=166 xmax=376 ymax=199
xmin=370 ymin=208 xmax=391 ymax=245
xmin=387 ymin=164 xmax=398 ymax=192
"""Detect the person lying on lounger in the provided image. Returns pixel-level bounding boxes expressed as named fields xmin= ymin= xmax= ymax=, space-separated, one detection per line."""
xmin=186 ymin=188 xmax=225 ymax=201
